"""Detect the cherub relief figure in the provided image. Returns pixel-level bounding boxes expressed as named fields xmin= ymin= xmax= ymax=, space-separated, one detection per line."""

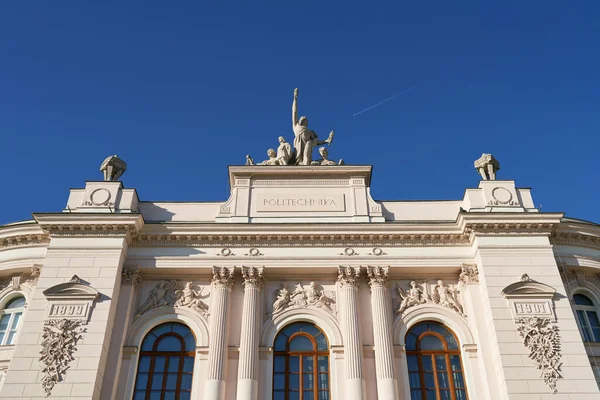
xmin=273 ymin=284 xmax=291 ymax=314
xmin=397 ymin=281 xmax=427 ymax=314
xmin=174 ymin=282 xmax=209 ymax=315
xmin=136 ymin=280 xmax=178 ymax=317
xmin=432 ymin=280 xmax=464 ymax=315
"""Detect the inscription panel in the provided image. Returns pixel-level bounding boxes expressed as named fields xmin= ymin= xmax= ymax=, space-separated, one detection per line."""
xmin=46 ymin=301 xmax=92 ymax=322
xmin=256 ymin=193 xmax=345 ymax=212
xmin=513 ymin=301 xmax=552 ymax=316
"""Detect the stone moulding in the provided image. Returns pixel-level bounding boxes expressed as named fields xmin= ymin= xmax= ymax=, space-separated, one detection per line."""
xmin=516 ymin=317 xmax=562 ymax=394
xmin=0 ymin=234 xmax=50 ymax=251
xmin=465 ymin=223 xmax=554 ymax=237
xmin=552 ymin=232 xmax=600 ymax=249
xmin=40 ymin=319 xmax=86 ymax=397
xmin=132 ymin=233 xmax=470 ymax=248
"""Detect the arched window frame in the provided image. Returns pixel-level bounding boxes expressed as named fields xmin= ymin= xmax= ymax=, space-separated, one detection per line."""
xmin=573 ymin=291 xmax=600 ymax=342
xmin=272 ymin=321 xmax=330 ymax=400
xmin=0 ymin=292 xmax=27 ymax=346
xmin=132 ymin=322 xmax=196 ymax=400
xmin=405 ymin=321 xmax=468 ymax=400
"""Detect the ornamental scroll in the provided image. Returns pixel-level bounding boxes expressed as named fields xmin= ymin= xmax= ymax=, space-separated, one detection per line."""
xmin=40 ymin=276 xmax=100 ymax=396
xmin=502 ymin=275 xmax=561 ymax=393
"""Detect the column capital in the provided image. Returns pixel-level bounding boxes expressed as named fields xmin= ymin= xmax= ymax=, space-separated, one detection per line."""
xmin=367 ymin=265 xmax=389 ymax=288
xmin=458 ymin=264 xmax=479 ymax=285
xmin=212 ymin=266 xmax=235 ymax=288
xmin=122 ymin=265 xmax=141 ymax=286
xmin=241 ymin=266 xmax=264 ymax=289
xmin=338 ymin=266 xmax=361 ymax=288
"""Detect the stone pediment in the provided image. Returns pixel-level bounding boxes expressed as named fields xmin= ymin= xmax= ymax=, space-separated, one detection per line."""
xmin=502 ymin=275 xmax=556 ymax=321
xmin=43 ymin=276 xmax=100 ymax=300
xmin=501 ymin=277 xmax=556 ymax=300
xmin=43 ymin=276 xmax=99 ymax=322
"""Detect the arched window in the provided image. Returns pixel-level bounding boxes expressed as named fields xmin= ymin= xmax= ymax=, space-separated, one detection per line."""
xmin=273 ymin=321 xmax=330 ymax=400
xmin=405 ymin=321 xmax=468 ymax=400
xmin=133 ymin=322 xmax=196 ymax=400
xmin=574 ymin=293 xmax=600 ymax=342
xmin=0 ymin=296 xmax=26 ymax=346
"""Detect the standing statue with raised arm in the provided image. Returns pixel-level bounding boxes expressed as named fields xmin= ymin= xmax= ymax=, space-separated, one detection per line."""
xmin=291 ymin=88 xmax=333 ymax=165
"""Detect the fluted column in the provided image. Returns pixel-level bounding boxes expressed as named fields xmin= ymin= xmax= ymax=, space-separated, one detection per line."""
xmin=367 ymin=266 xmax=399 ymax=400
xmin=205 ymin=266 xmax=235 ymax=400
xmin=338 ymin=266 xmax=366 ymax=400
xmin=236 ymin=266 xmax=264 ymax=400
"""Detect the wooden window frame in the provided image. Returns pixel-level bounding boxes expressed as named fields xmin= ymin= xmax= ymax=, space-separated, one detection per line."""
xmin=273 ymin=323 xmax=330 ymax=400
xmin=134 ymin=325 xmax=195 ymax=400
xmin=406 ymin=323 xmax=468 ymax=400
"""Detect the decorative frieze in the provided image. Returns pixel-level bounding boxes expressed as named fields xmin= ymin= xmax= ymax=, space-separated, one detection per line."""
xmin=516 ymin=317 xmax=562 ymax=393
xmin=41 ymin=224 xmax=139 ymax=237
xmin=338 ymin=266 xmax=361 ymax=287
xmin=465 ymin=223 xmax=554 ymax=237
xmin=40 ymin=319 xmax=86 ymax=396
xmin=136 ymin=280 xmax=209 ymax=318
xmin=273 ymin=282 xmax=336 ymax=314
xmin=0 ymin=233 xmax=50 ymax=251
xmin=458 ymin=264 xmax=479 ymax=285
xmin=132 ymin=233 xmax=470 ymax=248
xmin=211 ymin=266 xmax=235 ymax=288
xmin=396 ymin=279 xmax=464 ymax=316
xmin=552 ymin=232 xmax=600 ymax=249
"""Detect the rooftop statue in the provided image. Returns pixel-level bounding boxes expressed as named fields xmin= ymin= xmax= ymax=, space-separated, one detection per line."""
xmin=100 ymin=155 xmax=127 ymax=181
xmin=474 ymin=153 xmax=500 ymax=180
xmin=291 ymin=88 xmax=334 ymax=165
xmin=245 ymin=88 xmax=341 ymax=166
xmin=311 ymin=147 xmax=344 ymax=166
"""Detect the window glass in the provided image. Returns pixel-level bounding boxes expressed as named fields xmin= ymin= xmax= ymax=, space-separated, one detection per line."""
xmin=574 ymin=294 xmax=595 ymax=306
xmin=574 ymin=293 xmax=600 ymax=342
xmin=273 ymin=322 xmax=329 ymax=399
xmin=0 ymin=295 xmax=26 ymax=346
xmin=134 ymin=323 xmax=195 ymax=399
xmin=405 ymin=321 xmax=468 ymax=400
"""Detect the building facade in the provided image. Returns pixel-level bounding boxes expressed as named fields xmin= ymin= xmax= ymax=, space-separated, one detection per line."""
xmin=0 ymin=159 xmax=599 ymax=400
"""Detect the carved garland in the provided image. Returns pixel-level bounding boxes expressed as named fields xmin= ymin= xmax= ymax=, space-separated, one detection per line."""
xmin=39 ymin=319 xmax=86 ymax=397
xmin=516 ymin=317 xmax=562 ymax=393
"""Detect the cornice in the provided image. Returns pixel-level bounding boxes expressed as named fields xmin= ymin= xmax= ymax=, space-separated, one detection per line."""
xmin=131 ymin=232 xmax=470 ymax=248
xmin=459 ymin=212 xmax=564 ymax=238
xmin=551 ymin=232 xmax=600 ymax=250
xmin=33 ymin=213 xmax=144 ymax=238
xmin=0 ymin=234 xmax=50 ymax=251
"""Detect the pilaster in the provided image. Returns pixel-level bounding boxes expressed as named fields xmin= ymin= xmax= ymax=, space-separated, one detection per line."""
xmin=367 ymin=266 xmax=399 ymax=400
xmin=205 ymin=266 xmax=235 ymax=400
xmin=337 ymin=266 xmax=366 ymax=400
xmin=236 ymin=266 xmax=264 ymax=400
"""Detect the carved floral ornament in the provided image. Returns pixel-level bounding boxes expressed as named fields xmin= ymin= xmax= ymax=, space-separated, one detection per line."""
xmin=272 ymin=282 xmax=336 ymax=315
xmin=502 ymin=276 xmax=561 ymax=393
xmin=0 ymin=266 xmax=41 ymax=294
xmin=458 ymin=264 xmax=479 ymax=285
xmin=122 ymin=265 xmax=141 ymax=286
xmin=136 ymin=280 xmax=209 ymax=318
xmin=396 ymin=279 xmax=464 ymax=316
xmin=39 ymin=277 xmax=99 ymax=396
xmin=367 ymin=265 xmax=389 ymax=287
xmin=241 ymin=266 xmax=264 ymax=288
xmin=517 ymin=317 xmax=562 ymax=394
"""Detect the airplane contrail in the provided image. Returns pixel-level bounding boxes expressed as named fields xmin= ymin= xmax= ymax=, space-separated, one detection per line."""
xmin=352 ymin=86 xmax=415 ymax=117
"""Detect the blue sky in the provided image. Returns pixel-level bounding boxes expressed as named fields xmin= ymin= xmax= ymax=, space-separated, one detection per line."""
xmin=1 ymin=2 xmax=599 ymax=224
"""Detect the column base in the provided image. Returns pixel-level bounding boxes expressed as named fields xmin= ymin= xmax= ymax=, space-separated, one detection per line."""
xmin=204 ymin=379 xmax=226 ymax=400
xmin=377 ymin=378 xmax=399 ymax=400
xmin=345 ymin=378 xmax=366 ymax=400
xmin=236 ymin=378 xmax=258 ymax=400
